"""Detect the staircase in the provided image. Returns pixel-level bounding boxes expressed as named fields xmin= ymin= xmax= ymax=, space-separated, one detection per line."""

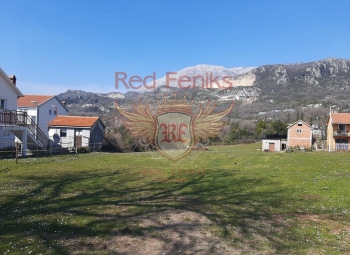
xmin=0 ymin=110 xmax=49 ymax=152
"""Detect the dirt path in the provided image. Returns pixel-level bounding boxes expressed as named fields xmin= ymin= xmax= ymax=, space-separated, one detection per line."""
xmin=65 ymin=210 xmax=237 ymax=255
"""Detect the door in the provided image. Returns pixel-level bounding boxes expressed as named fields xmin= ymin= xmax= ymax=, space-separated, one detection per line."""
xmin=269 ymin=143 xmax=275 ymax=151
xmin=74 ymin=129 xmax=82 ymax=148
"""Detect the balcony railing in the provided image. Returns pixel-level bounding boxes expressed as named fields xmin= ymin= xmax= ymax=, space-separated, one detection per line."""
xmin=0 ymin=110 xmax=49 ymax=149
xmin=333 ymin=131 xmax=350 ymax=136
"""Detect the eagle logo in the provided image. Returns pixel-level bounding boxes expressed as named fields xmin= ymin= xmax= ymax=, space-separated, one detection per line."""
xmin=115 ymin=94 xmax=233 ymax=161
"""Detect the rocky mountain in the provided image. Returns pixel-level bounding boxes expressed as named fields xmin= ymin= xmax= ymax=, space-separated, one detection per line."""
xmin=96 ymin=92 xmax=125 ymax=99
xmin=141 ymin=64 xmax=255 ymax=91
xmin=61 ymin=90 xmax=125 ymax=100
xmin=57 ymin=58 xmax=350 ymax=123
xmin=236 ymin=57 xmax=350 ymax=95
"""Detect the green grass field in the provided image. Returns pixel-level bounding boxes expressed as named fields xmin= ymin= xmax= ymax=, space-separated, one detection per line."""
xmin=0 ymin=143 xmax=350 ymax=254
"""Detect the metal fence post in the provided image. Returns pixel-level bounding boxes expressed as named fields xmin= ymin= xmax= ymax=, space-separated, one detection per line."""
xmin=15 ymin=142 xmax=18 ymax=164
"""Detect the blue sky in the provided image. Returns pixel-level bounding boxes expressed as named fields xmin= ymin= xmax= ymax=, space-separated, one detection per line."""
xmin=1 ymin=0 xmax=349 ymax=94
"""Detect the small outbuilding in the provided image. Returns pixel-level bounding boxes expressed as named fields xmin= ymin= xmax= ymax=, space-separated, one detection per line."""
xmin=262 ymin=139 xmax=287 ymax=152
xmin=48 ymin=116 xmax=105 ymax=151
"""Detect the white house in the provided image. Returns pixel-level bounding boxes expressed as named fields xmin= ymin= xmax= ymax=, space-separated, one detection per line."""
xmin=261 ymin=139 xmax=287 ymax=152
xmin=0 ymin=69 xmax=23 ymax=149
xmin=0 ymin=69 xmax=53 ymax=155
xmin=17 ymin=95 xmax=68 ymax=138
xmin=48 ymin=116 xmax=105 ymax=151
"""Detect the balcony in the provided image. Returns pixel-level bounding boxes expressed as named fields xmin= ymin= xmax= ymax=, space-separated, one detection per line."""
xmin=0 ymin=110 xmax=49 ymax=150
xmin=333 ymin=131 xmax=350 ymax=137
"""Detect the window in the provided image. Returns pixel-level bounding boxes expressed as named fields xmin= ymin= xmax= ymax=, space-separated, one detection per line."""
xmin=339 ymin=124 xmax=346 ymax=132
xmin=53 ymin=110 xmax=57 ymax=115
xmin=297 ymin=129 xmax=302 ymax=134
xmin=298 ymin=123 xmax=302 ymax=126
xmin=60 ymin=129 xmax=67 ymax=137
xmin=0 ymin=99 xmax=5 ymax=110
xmin=18 ymin=108 xmax=28 ymax=112
xmin=75 ymin=129 xmax=82 ymax=136
xmin=49 ymin=109 xmax=52 ymax=115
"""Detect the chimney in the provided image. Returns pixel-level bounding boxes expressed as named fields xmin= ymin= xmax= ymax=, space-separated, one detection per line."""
xmin=62 ymin=101 xmax=66 ymax=106
xmin=9 ymin=75 xmax=16 ymax=86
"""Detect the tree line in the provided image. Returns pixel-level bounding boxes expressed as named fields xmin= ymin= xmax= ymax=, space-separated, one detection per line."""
xmin=103 ymin=119 xmax=288 ymax=152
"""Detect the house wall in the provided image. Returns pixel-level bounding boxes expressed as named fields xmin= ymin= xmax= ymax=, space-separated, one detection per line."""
xmin=38 ymin=98 xmax=68 ymax=137
xmin=48 ymin=127 xmax=90 ymax=148
xmin=287 ymin=122 xmax=312 ymax=148
xmin=262 ymin=139 xmax=281 ymax=152
xmin=0 ymin=78 xmax=18 ymax=111
xmin=89 ymin=121 xmax=105 ymax=150
xmin=17 ymin=97 xmax=68 ymax=138
xmin=327 ymin=123 xmax=350 ymax=151
xmin=17 ymin=107 xmax=36 ymax=122
xmin=0 ymin=74 xmax=18 ymax=148
xmin=327 ymin=119 xmax=334 ymax=150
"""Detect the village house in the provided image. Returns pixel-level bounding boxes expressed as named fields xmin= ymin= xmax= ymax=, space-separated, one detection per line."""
xmin=0 ymin=69 xmax=23 ymax=149
xmin=287 ymin=120 xmax=313 ymax=149
xmin=326 ymin=113 xmax=350 ymax=151
xmin=17 ymin=95 xmax=68 ymax=138
xmin=48 ymin=116 xmax=105 ymax=151
xmin=0 ymin=69 xmax=51 ymax=155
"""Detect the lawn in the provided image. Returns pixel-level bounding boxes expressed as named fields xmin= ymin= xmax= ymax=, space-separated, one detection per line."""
xmin=0 ymin=143 xmax=350 ymax=254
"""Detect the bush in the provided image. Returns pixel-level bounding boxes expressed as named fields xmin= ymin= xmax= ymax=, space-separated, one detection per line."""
xmin=77 ymin=146 xmax=89 ymax=153
xmin=0 ymin=146 xmax=16 ymax=159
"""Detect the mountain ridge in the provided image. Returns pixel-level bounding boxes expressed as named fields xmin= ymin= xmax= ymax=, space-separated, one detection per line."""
xmin=140 ymin=64 xmax=256 ymax=91
xmin=57 ymin=57 xmax=350 ymax=117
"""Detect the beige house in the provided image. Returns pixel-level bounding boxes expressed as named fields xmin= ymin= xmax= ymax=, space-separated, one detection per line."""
xmin=287 ymin=120 xmax=312 ymax=149
xmin=327 ymin=113 xmax=350 ymax=151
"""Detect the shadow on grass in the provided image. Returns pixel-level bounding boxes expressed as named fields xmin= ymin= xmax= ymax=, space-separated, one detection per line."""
xmin=0 ymin=168 xmax=304 ymax=254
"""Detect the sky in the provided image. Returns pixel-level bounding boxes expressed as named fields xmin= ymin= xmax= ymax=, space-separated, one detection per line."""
xmin=1 ymin=0 xmax=350 ymax=95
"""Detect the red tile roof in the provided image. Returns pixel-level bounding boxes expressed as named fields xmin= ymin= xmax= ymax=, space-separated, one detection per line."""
xmin=330 ymin=113 xmax=350 ymax=124
xmin=48 ymin=116 xmax=100 ymax=127
xmin=18 ymin=95 xmax=54 ymax=107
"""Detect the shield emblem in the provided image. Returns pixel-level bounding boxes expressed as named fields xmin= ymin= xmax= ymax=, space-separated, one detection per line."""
xmin=155 ymin=112 xmax=195 ymax=161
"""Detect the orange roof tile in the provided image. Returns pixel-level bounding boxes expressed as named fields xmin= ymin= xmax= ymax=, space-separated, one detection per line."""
xmin=331 ymin=113 xmax=350 ymax=124
xmin=48 ymin=116 xmax=100 ymax=127
xmin=18 ymin=95 xmax=54 ymax=107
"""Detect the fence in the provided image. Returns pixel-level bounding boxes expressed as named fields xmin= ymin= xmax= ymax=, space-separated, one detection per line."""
xmin=0 ymin=141 xmax=103 ymax=163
